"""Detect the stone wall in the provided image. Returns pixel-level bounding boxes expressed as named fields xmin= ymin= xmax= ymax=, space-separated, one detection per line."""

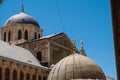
xmin=50 ymin=41 xmax=72 ymax=65
xmin=0 ymin=56 xmax=48 ymax=80
xmin=19 ymin=38 xmax=73 ymax=66
xmin=1 ymin=23 xmax=42 ymax=43
xmin=19 ymin=39 xmax=50 ymax=67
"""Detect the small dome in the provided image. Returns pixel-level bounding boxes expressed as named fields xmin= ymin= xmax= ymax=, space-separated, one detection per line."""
xmin=48 ymin=54 xmax=106 ymax=80
xmin=4 ymin=12 xmax=40 ymax=27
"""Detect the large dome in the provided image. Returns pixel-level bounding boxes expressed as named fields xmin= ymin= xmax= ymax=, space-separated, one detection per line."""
xmin=4 ymin=12 xmax=40 ymax=27
xmin=48 ymin=54 xmax=106 ymax=80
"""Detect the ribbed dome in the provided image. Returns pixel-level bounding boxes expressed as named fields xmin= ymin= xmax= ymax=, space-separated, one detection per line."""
xmin=4 ymin=12 xmax=39 ymax=27
xmin=48 ymin=54 xmax=106 ymax=80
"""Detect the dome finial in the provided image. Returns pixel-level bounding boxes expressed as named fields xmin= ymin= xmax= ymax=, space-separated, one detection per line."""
xmin=80 ymin=39 xmax=87 ymax=56
xmin=80 ymin=39 xmax=84 ymax=50
xmin=72 ymin=40 xmax=77 ymax=53
xmin=21 ymin=4 xmax=24 ymax=12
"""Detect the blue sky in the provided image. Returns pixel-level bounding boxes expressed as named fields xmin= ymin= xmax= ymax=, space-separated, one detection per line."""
xmin=0 ymin=0 xmax=117 ymax=79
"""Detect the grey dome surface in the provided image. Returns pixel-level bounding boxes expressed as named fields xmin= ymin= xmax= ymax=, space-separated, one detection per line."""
xmin=48 ymin=54 xmax=106 ymax=80
xmin=4 ymin=12 xmax=39 ymax=27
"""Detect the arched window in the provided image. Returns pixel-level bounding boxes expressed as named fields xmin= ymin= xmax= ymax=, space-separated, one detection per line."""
xmin=26 ymin=73 xmax=30 ymax=80
xmin=34 ymin=32 xmax=37 ymax=39
xmin=32 ymin=75 xmax=36 ymax=80
xmin=38 ymin=75 xmax=41 ymax=80
xmin=38 ymin=34 xmax=41 ymax=38
xmin=43 ymin=76 xmax=47 ymax=80
xmin=8 ymin=31 xmax=11 ymax=42
xmin=0 ymin=67 xmax=2 ymax=80
xmin=13 ymin=70 xmax=17 ymax=80
xmin=18 ymin=30 xmax=22 ymax=40
xmin=64 ymin=41 xmax=67 ymax=47
xmin=4 ymin=32 xmax=6 ymax=41
xmin=24 ymin=30 xmax=28 ymax=40
xmin=36 ymin=51 xmax=42 ymax=62
xmin=5 ymin=68 xmax=10 ymax=80
xmin=20 ymin=71 xmax=24 ymax=80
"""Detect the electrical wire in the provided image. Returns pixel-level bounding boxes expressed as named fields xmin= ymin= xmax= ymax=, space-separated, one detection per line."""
xmin=56 ymin=0 xmax=66 ymax=33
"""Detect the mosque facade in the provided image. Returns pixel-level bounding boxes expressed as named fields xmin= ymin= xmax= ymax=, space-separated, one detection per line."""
xmin=0 ymin=8 xmax=74 ymax=80
xmin=0 ymin=7 xmax=113 ymax=80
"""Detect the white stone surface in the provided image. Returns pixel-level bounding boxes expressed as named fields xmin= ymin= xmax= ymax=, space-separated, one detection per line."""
xmin=0 ymin=40 xmax=47 ymax=68
xmin=40 ymin=33 xmax=63 ymax=39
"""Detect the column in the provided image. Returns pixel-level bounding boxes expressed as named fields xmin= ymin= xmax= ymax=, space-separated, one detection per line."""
xmin=2 ymin=67 xmax=5 ymax=80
